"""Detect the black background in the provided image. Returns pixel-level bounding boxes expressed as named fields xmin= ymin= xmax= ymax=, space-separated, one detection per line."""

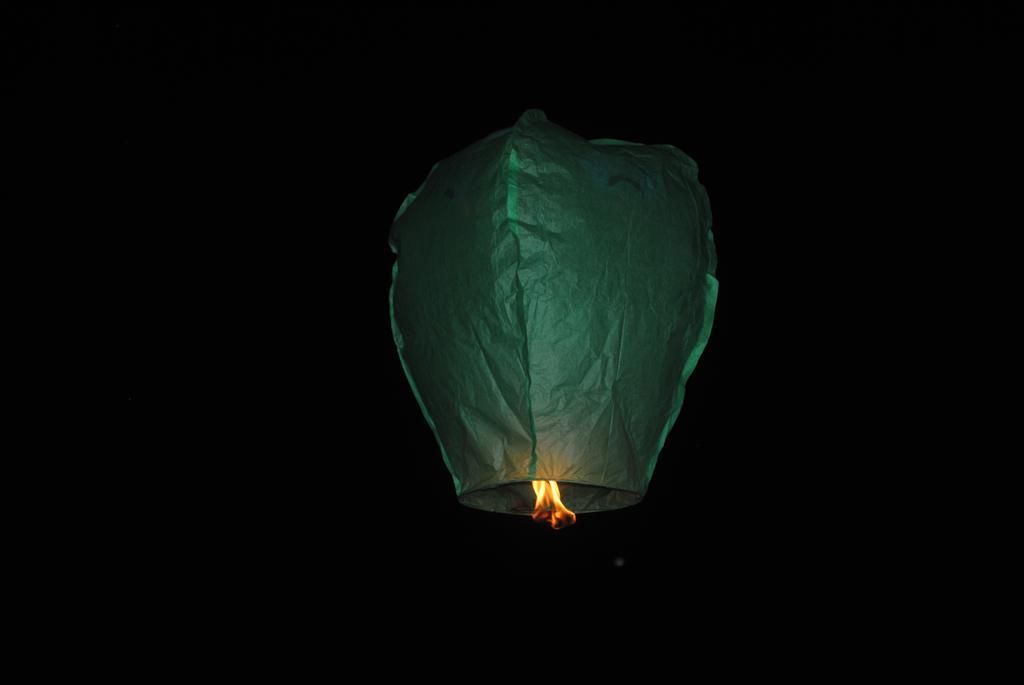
xmin=33 ymin=3 xmax=1004 ymax=590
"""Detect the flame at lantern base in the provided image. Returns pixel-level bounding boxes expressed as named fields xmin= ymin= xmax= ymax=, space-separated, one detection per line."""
xmin=531 ymin=480 xmax=577 ymax=530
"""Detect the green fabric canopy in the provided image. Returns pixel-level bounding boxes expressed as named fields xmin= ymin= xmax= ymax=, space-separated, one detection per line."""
xmin=389 ymin=110 xmax=717 ymax=515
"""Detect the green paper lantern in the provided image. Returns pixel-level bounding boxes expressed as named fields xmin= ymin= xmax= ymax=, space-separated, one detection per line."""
xmin=389 ymin=110 xmax=717 ymax=517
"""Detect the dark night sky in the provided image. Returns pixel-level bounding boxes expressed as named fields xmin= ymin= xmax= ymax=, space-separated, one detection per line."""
xmin=35 ymin=3 xmax=1005 ymax=593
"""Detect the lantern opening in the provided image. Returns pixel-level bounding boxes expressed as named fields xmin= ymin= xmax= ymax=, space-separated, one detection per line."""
xmin=457 ymin=480 xmax=643 ymax=516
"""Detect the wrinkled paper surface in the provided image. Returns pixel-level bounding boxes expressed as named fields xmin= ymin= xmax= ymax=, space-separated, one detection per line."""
xmin=389 ymin=110 xmax=717 ymax=514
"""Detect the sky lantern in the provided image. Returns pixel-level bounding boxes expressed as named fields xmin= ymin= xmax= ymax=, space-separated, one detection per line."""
xmin=389 ymin=110 xmax=717 ymax=528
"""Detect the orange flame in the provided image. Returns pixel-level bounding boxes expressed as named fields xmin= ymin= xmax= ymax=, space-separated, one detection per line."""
xmin=531 ymin=480 xmax=576 ymax=530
